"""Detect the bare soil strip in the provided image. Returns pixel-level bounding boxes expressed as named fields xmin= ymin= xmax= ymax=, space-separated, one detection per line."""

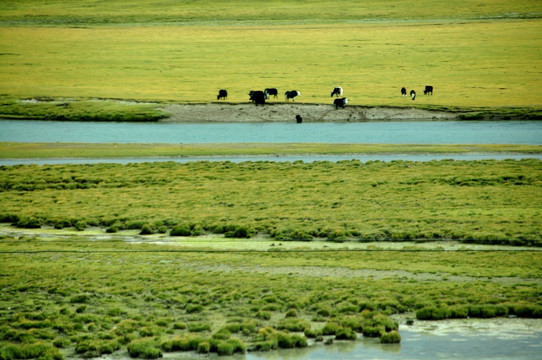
xmin=159 ymin=103 xmax=459 ymax=122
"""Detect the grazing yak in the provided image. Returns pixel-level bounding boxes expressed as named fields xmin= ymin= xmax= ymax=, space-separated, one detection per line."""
xmin=410 ymin=90 xmax=416 ymax=100
xmin=285 ymin=90 xmax=300 ymax=101
xmin=250 ymin=90 xmax=266 ymax=106
xmin=424 ymin=85 xmax=433 ymax=95
xmin=331 ymin=86 xmax=343 ymax=97
xmin=401 ymin=87 xmax=407 ymax=97
xmin=334 ymin=97 xmax=348 ymax=109
xmin=264 ymin=88 xmax=278 ymax=99
xmin=217 ymin=89 xmax=227 ymax=100
xmin=296 ymin=115 xmax=303 ymax=123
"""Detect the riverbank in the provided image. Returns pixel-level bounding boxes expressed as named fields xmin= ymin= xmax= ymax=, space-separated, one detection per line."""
xmin=1 ymin=97 xmax=541 ymax=122
xmin=159 ymin=103 xmax=460 ymax=122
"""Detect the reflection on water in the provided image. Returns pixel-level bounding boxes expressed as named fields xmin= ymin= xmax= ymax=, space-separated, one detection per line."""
xmin=241 ymin=324 xmax=542 ymax=360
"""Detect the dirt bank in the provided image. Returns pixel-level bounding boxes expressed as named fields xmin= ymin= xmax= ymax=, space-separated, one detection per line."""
xmin=159 ymin=103 xmax=460 ymax=122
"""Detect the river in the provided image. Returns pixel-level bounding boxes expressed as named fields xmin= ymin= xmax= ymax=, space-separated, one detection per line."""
xmin=1 ymin=120 xmax=541 ymax=144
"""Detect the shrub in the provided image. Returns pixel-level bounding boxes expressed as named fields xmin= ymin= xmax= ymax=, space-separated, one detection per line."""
xmin=98 ymin=341 xmax=120 ymax=355
xmin=250 ymin=340 xmax=276 ymax=352
xmin=380 ymin=331 xmax=401 ymax=344
xmin=127 ymin=340 xmax=163 ymax=359
xmin=276 ymin=318 xmax=310 ymax=332
xmin=224 ymin=225 xmax=253 ymax=238
xmin=54 ymin=219 xmax=71 ymax=229
xmin=139 ymin=224 xmax=154 ymax=235
xmin=304 ymin=327 xmax=322 ymax=338
xmin=212 ymin=329 xmax=231 ymax=340
xmin=276 ymin=332 xmax=296 ymax=349
xmin=170 ymin=225 xmax=191 ymax=236
xmin=371 ymin=313 xmax=399 ymax=332
xmin=0 ymin=343 xmax=63 ymax=360
xmin=106 ymin=224 xmax=120 ymax=233
xmin=216 ymin=338 xmax=246 ymax=355
xmin=185 ymin=304 xmax=203 ymax=314
xmin=172 ymin=322 xmax=186 ymax=330
xmin=275 ymin=332 xmax=307 ymax=349
xmin=362 ymin=325 xmax=383 ymax=338
xmin=285 ymin=309 xmax=297 ymax=318
xmin=74 ymin=221 xmax=87 ymax=231
xmin=416 ymin=306 xmax=449 ymax=320
xmin=75 ymin=341 xmax=97 ymax=355
xmin=196 ymin=341 xmax=210 ymax=354
xmin=335 ymin=327 xmax=357 ymax=340
xmin=340 ymin=317 xmax=364 ymax=332
xmin=291 ymin=334 xmax=308 ymax=348
xmin=510 ymin=304 xmax=542 ymax=318
xmin=316 ymin=307 xmax=331 ymax=317
xmin=16 ymin=217 xmax=41 ymax=229
xmin=216 ymin=341 xmax=234 ymax=356
xmin=107 ymin=308 xmax=126 ymax=317
xmin=321 ymin=322 xmax=341 ymax=336
xmin=187 ymin=322 xmax=211 ymax=332
xmin=160 ymin=337 xmax=190 ymax=352
xmin=256 ymin=311 xmax=271 ymax=320
xmin=449 ymin=306 xmax=469 ymax=319
xmin=52 ymin=339 xmax=70 ymax=349
xmin=338 ymin=304 xmax=359 ymax=314
xmin=70 ymin=294 xmax=89 ymax=304
xmin=468 ymin=305 xmax=509 ymax=318
xmin=139 ymin=326 xmax=159 ymax=337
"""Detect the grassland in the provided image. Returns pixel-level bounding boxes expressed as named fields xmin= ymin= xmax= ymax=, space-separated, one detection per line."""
xmin=1 ymin=160 xmax=540 ymax=246
xmin=0 ymin=0 xmax=541 ymax=119
xmin=1 ymin=2 xmax=542 ymax=359
xmin=0 ymin=233 xmax=541 ymax=359
xmin=1 ymin=142 xmax=541 ymax=159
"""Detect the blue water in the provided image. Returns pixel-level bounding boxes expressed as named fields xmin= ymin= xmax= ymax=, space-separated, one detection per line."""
xmin=2 ymin=153 xmax=541 ymax=166
xmin=1 ymin=120 xmax=541 ymax=144
xmin=243 ymin=328 xmax=542 ymax=360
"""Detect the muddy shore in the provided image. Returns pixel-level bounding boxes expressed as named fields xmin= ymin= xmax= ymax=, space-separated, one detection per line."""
xmin=159 ymin=103 xmax=460 ymax=122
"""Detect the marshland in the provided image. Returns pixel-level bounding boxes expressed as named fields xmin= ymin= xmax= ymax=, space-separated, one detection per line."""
xmin=1 ymin=1 xmax=542 ymax=359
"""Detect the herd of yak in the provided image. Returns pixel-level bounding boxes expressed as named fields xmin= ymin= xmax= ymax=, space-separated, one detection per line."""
xmin=217 ymin=85 xmax=434 ymax=109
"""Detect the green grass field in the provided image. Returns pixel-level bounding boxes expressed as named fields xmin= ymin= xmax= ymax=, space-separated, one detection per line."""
xmin=1 ymin=142 xmax=541 ymax=159
xmin=1 ymin=2 xmax=542 ymax=359
xmin=1 ymin=234 xmax=541 ymax=359
xmin=1 ymin=160 xmax=541 ymax=246
xmin=0 ymin=0 xmax=541 ymax=114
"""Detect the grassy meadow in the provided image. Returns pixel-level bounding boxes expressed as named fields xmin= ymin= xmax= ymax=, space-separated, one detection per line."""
xmin=1 ymin=1 xmax=542 ymax=359
xmin=1 ymin=142 xmax=541 ymax=159
xmin=0 ymin=0 xmax=541 ymax=117
xmin=0 ymin=234 xmax=541 ymax=359
xmin=1 ymin=160 xmax=541 ymax=246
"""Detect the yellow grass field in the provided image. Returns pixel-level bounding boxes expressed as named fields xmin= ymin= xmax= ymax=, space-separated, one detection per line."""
xmin=1 ymin=17 xmax=541 ymax=108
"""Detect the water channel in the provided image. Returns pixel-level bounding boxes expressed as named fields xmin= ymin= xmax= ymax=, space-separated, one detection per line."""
xmin=1 ymin=120 xmax=542 ymax=144
xmin=2 ymin=119 xmax=541 ymax=164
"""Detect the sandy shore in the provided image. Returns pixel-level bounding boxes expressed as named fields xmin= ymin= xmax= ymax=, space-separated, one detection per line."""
xmin=159 ymin=103 xmax=460 ymax=122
